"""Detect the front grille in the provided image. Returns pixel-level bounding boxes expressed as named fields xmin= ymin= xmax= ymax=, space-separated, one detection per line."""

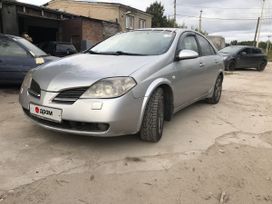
xmin=23 ymin=108 xmax=109 ymax=132
xmin=28 ymin=80 xmax=41 ymax=98
xmin=53 ymin=87 xmax=88 ymax=104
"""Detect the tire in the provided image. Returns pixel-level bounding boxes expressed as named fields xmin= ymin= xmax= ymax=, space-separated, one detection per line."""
xmin=227 ymin=60 xmax=236 ymax=71
xmin=257 ymin=60 xmax=267 ymax=72
xmin=139 ymin=88 xmax=164 ymax=142
xmin=207 ymin=75 xmax=223 ymax=104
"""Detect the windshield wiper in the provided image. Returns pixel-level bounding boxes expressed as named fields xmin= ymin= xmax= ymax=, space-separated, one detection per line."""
xmin=88 ymin=50 xmax=102 ymax=54
xmin=88 ymin=50 xmax=146 ymax=56
xmin=111 ymin=51 xmax=146 ymax=56
xmin=38 ymin=54 xmax=50 ymax=57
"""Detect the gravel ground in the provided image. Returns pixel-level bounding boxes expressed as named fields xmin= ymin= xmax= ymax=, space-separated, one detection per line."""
xmin=0 ymin=64 xmax=272 ymax=204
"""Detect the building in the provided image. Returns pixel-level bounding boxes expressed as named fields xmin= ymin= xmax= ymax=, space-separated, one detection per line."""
xmin=0 ymin=0 xmax=120 ymax=50
xmin=207 ymin=36 xmax=226 ymax=50
xmin=45 ymin=0 xmax=152 ymax=31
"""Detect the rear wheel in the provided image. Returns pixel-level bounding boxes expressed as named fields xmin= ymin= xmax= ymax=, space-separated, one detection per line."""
xmin=257 ymin=60 xmax=267 ymax=72
xmin=139 ymin=88 xmax=164 ymax=143
xmin=207 ymin=75 xmax=223 ymax=104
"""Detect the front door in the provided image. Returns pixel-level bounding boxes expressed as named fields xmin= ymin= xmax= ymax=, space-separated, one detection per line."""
xmin=237 ymin=48 xmax=253 ymax=68
xmin=173 ymin=33 xmax=204 ymax=108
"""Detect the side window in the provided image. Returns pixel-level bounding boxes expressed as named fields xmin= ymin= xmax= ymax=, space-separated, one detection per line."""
xmin=0 ymin=38 xmax=28 ymax=57
xmin=252 ymin=48 xmax=262 ymax=54
xmin=197 ymin=35 xmax=216 ymax=56
xmin=240 ymin=48 xmax=251 ymax=55
xmin=125 ymin=15 xmax=134 ymax=30
xmin=178 ymin=35 xmax=199 ymax=53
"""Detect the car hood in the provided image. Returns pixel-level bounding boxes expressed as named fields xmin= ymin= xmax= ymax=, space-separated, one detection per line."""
xmin=43 ymin=55 xmax=59 ymax=63
xmin=32 ymin=53 xmax=158 ymax=91
xmin=219 ymin=52 xmax=229 ymax=56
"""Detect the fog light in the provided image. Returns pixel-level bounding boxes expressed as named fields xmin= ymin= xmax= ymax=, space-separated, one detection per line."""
xmin=97 ymin=123 xmax=109 ymax=131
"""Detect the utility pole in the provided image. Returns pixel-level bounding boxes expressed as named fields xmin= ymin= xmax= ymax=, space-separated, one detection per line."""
xmin=256 ymin=0 xmax=266 ymax=47
xmin=267 ymin=35 xmax=271 ymax=54
xmin=199 ymin=10 xmax=203 ymax=33
xmin=253 ymin=17 xmax=260 ymax=46
xmin=174 ymin=0 xmax=176 ymax=25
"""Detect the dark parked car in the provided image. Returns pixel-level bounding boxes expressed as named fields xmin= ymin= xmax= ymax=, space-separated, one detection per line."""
xmin=39 ymin=41 xmax=77 ymax=57
xmin=0 ymin=34 xmax=58 ymax=84
xmin=219 ymin=46 xmax=267 ymax=71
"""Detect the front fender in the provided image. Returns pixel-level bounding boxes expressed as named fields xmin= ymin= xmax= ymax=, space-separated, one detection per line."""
xmin=135 ymin=78 xmax=173 ymax=132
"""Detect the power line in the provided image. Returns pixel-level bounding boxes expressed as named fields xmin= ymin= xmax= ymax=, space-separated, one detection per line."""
xmin=175 ymin=14 xmax=272 ymax=21
xmin=177 ymin=5 xmax=272 ymax=10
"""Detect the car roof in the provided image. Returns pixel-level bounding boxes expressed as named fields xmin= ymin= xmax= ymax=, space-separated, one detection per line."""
xmin=135 ymin=28 xmax=189 ymax=34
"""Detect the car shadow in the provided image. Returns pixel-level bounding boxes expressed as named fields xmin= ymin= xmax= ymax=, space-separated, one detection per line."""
xmin=233 ymin=68 xmax=258 ymax=72
xmin=31 ymin=101 xmax=205 ymax=149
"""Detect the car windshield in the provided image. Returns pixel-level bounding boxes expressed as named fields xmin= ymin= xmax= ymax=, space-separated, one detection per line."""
xmin=16 ymin=38 xmax=47 ymax=57
xmin=90 ymin=30 xmax=176 ymax=56
xmin=219 ymin=46 xmax=242 ymax=54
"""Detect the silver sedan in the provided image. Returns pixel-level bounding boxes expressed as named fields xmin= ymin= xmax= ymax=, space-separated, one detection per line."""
xmin=19 ymin=28 xmax=224 ymax=142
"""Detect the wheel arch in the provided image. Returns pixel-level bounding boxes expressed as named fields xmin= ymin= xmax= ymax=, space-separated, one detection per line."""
xmin=207 ymin=71 xmax=224 ymax=98
xmin=136 ymin=78 xmax=174 ymax=132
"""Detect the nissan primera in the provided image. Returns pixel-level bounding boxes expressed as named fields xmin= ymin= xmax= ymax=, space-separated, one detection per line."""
xmin=19 ymin=29 xmax=224 ymax=142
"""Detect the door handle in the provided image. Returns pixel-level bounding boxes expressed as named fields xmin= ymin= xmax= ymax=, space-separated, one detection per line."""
xmin=200 ymin=62 xmax=205 ymax=68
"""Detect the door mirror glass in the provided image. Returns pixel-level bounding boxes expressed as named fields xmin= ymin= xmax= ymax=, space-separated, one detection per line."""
xmin=177 ymin=50 xmax=199 ymax=60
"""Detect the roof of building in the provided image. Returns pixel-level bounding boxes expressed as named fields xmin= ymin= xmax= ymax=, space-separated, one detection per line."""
xmin=44 ymin=0 xmax=153 ymax=17
xmin=1 ymin=0 xmax=118 ymax=25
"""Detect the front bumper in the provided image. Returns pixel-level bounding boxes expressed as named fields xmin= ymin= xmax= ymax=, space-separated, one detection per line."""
xmin=19 ymin=86 xmax=144 ymax=137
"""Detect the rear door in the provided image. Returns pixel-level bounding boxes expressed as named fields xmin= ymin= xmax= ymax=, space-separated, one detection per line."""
xmin=196 ymin=34 xmax=220 ymax=93
xmin=251 ymin=48 xmax=264 ymax=67
xmin=0 ymin=37 xmax=35 ymax=84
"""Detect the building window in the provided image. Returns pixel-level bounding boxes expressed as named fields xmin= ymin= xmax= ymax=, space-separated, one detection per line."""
xmin=139 ymin=19 xmax=146 ymax=29
xmin=126 ymin=15 xmax=134 ymax=30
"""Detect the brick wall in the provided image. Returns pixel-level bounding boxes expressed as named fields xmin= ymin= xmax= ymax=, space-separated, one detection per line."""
xmin=82 ymin=19 xmax=120 ymax=42
xmin=61 ymin=18 xmax=82 ymax=51
xmin=82 ymin=19 xmax=103 ymax=44
xmin=103 ymin=21 xmax=120 ymax=39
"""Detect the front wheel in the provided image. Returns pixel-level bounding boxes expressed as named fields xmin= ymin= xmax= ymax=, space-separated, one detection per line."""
xmin=226 ymin=60 xmax=236 ymax=71
xmin=139 ymin=88 xmax=164 ymax=143
xmin=206 ymin=75 xmax=223 ymax=104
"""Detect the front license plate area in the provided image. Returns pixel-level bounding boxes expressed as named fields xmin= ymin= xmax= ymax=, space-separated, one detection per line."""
xmin=29 ymin=104 xmax=62 ymax=123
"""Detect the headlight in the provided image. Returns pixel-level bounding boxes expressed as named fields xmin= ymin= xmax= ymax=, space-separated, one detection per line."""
xmin=223 ymin=56 xmax=229 ymax=60
xmin=21 ymin=71 xmax=32 ymax=88
xmin=81 ymin=77 xmax=137 ymax=99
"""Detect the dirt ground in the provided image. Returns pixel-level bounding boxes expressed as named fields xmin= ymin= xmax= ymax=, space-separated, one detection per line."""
xmin=0 ymin=64 xmax=272 ymax=204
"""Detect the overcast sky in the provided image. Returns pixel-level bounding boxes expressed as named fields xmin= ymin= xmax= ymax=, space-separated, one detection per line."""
xmin=17 ymin=0 xmax=272 ymax=42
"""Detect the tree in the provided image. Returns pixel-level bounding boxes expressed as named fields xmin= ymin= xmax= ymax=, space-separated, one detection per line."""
xmin=146 ymin=1 xmax=184 ymax=28
xmin=146 ymin=1 xmax=168 ymax=27
xmin=230 ymin=40 xmax=238 ymax=45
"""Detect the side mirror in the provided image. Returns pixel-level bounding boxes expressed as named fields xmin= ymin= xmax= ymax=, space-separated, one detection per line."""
xmin=177 ymin=50 xmax=199 ymax=60
xmin=241 ymin=52 xmax=247 ymax=56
